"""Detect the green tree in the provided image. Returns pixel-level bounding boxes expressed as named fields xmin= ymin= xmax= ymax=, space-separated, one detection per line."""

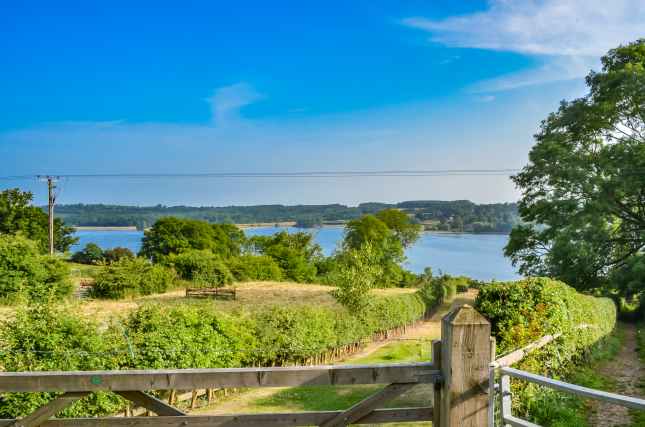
xmin=375 ymin=208 xmax=422 ymax=247
xmin=331 ymin=244 xmax=383 ymax=311
xmin=343 ymin=215 xmax=406 ymax=287
xmin=0 ymin=234 xmax=72 ymax=302
xmin=139 ymin=217 xmax=245 ymax=262
xmin=505 ymin=40 xmax=645 ymax=297
xmin=247 ymin=231 xmax=321 ymax=282
xmin=71 ymin=243 xmax=104 ymax=265
xmin=0 ymin=188 xmax=77 ymax=253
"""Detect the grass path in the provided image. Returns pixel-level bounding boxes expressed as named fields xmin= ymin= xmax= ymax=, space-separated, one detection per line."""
xmin=193 ymin=290 xmax=477 ymax=421
xmin=589 ymin=323 xmax=645 ymax=427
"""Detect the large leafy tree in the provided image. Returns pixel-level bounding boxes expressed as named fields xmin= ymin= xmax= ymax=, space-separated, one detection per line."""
xmin=139 ymin=217 xmax=245 ymax=262
xmin=0 ymin=188 xmax=76 ymax=253
xmin=506 ymin=40 xmax=645 ymax=297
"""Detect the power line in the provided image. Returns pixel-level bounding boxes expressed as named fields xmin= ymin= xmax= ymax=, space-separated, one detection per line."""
xmin=0 ymin=169 xmax=524 ymax=181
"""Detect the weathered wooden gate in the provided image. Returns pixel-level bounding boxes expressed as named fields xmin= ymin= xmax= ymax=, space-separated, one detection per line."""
xmin=4 ymin=305 xmax=641 ymax=427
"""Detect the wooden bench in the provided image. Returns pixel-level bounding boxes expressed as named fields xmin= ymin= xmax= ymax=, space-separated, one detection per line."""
xmin=185 ymin=287 xmax=236 ymax=300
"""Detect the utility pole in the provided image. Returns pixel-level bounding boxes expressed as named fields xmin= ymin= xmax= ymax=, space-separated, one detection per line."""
xmin=38 ymin=176 xmax=59 ymax=255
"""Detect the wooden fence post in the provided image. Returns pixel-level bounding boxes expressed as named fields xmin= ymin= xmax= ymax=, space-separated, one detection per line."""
xmin=440 ymin=304 xmax=491 ymax=427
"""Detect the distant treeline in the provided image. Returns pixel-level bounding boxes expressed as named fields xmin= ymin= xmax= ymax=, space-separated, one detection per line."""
xmin=51 ymin=200 xmax=518 ymax=233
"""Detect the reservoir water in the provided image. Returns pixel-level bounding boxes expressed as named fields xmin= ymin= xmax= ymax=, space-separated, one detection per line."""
xmin=71 ymin=226 xmax=520 ymax=281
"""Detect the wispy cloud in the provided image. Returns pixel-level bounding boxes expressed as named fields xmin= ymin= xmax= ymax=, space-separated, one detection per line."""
xmin=207 ymin=82 xmax=263 ymax=126
xmin=403 ymin=0 xmax=645 ymax=91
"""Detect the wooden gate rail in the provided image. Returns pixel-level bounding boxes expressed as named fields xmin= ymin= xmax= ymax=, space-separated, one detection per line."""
xmin=0 ymin=304 xmax=500 ymax=426
xmin=0 ymin=363 xmax=439 ymax=392
xmin=0 ymin=408 xmax=433 ymax=427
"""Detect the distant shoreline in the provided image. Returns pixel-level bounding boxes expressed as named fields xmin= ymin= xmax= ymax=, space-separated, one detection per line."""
xmin=73 ymin=225 xmax=509 ymax=235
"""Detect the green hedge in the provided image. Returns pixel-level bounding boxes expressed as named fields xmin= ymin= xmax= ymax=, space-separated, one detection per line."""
xmin=227 ymin=255 xmax=283 ymax=282
xmin=90 ymin=258 xmax=177 ymax=299
xmin=0 ymin=291 xmax=429 ymax=418
xmin=475 ymin=277 xmax=616 ymax=421
xmin=168 ymin=250 xmax=233 ymax=287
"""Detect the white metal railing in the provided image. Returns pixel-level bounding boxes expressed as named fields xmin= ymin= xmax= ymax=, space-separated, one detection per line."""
xmin=491 ymin=366 xmax=645 ymax=427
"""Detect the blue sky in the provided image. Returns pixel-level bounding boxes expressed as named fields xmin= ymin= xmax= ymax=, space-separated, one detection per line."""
xmin=1 ymin=1 xmax=643 ymax=206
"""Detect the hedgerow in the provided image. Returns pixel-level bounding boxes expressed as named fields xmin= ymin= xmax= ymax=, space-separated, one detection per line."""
xmin=0 ymin=290 xmax=430 ymax=417
xmin=475 ymin=277 xmax=616 ymax=422
xmin=0 ymin=305 xmax=123 ymax=418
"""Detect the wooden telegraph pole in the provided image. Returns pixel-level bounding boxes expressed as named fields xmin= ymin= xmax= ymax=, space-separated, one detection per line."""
xmin=38 ymin=176 xmax=59 ymax=255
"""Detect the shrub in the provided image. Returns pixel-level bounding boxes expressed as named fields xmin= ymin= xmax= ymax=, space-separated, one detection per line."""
xmin=169 ymin=250 xmax=233 ymax=287
xmin=0 ymin=304 xmax=123 ymax=418
xmin=329 ymin=244 xmax=382 ymax=311
xmin=140 ymin=217 xmax=244 ymax=262
xmin=475 ymin=277 xmax=616 ymax=421
xmin=91 ymin=257 xmax=176 ymax=299
xmin=103 ymin=247 xmax=134 ymax=264
xmin=227 ymin=255 xmax=283 ymax=282
xmin=247 ymin=231 xmax=321 ymax=283
xmin=0 ymin=234 xmax=72 ymax=302
xmin=70 ymin=243 xmax=104 ymax=265
xmin=417 ymin=278 xmax=445 ymax=313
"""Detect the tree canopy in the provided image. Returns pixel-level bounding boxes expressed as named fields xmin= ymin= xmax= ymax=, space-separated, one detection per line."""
xmin=0 ymin=188 xmax=76 ymax=253
xmin=139 ymin=217 xmax=245 ymax=261
xmin=505 ymin=40 xmax=645 ymax=299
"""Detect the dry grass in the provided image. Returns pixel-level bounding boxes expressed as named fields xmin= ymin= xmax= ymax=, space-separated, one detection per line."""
xmin=0 ymin=280 xmax=417 ymax=323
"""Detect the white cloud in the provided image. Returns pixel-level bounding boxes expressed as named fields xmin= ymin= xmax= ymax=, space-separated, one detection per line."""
xmin=403 ymin=0 xmax=645 ymax=91
xmin=207 ymin=82 xmax=263 ymax=126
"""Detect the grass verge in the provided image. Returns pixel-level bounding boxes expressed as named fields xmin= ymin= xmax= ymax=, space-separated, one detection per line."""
xmin=526 ymin=326 xmax=623 ymax=427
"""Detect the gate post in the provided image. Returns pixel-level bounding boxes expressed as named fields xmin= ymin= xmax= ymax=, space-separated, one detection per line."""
xmin=439 ymin=304 xmax=491 ymax=427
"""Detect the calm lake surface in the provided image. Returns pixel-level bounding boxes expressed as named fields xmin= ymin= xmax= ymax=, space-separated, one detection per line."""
xmin=72 ymin=227 xmax=520 ymax=281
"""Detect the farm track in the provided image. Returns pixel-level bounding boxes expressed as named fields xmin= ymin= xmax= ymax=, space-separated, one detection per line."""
xmin=193 ymin=290 xmax=478 ymax=416
xmin=590 ymin=323 xmax=644 ymax=427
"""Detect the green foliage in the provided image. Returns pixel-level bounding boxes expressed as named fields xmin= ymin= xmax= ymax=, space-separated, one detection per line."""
xmin=330 ymin=244 xmax=382 ymax=311
xmin=91 ymin=257 xmax=176 ymax=299
xmin=343 ymin=215 xmax=406 ymax=287
xmin=416 ymin=273 xmax=469 ymax=309
xmin=247 ymin=231 xmax=321 ymax=282
xmin=0 ymin=290 xmax=429 ymax=417
xmin=116 ymin=304 xmax=254 ymax=369
xmin=227 ymin=255 xmax=283 ymax=282
xmin=374 ymin=208 xmax=422 ymax=248
xmin=506 ymin=40 xmax=645 ymax=298
xmin=0 ymin=188 xmax=77 ymax=253
xmin=0 ymin=234 xmax=72 ymax=303
xmin=169 ymin=250 xmax=233 ymax=287
xmin=0 ymin=304 xmax=123 ymax=418
xmin=139 ymin=217 xmax=244 ymax=262
xmin=476 ymin=277 xmax=617 ymax=422
xmin=70 ymin=243 xmax=104 ymax=265
xmin=102 ymin=247 xmax=134 ymax=264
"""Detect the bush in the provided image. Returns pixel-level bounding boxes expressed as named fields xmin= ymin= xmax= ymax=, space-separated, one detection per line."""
xmin=0 ymin=290 xmax=429 ymax=417
xmin=0 ymin=234 xmax=71 ymax=302
xmin=70 ymin=243 xmax=104 ymax=265
xmin=247 ymin=231 xmax=321 ymax=283
xmin=0 ymin=304 xmax=123 ymax=418
xmin=475 ymin=277 xmax=616 ymax=421
xmin=103 ymin=247 xmax=134 ymax=264
xmin=140 ymin=217 xmax=244 ymax=262
xmin=227 ymin=255 xmax=283 ymax=282
xmin=169 ymin=250 xmax=233 ymax=287
xmin=91 ymin=257 xmax=176 ymax=299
